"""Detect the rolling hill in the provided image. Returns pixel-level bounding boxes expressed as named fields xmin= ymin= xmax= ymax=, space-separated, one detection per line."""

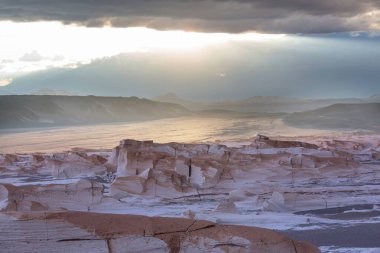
xmin=284 ymin=103 xmax=380 ymax=132
xmin=0 ymin=95 xmax=188 ymax=129
xmin=153 ymin=93 xmax=380 ymax=113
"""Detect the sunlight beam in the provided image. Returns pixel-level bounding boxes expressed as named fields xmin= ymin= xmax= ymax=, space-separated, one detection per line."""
xmin=0 ymin=21 xmax=286 ymax=78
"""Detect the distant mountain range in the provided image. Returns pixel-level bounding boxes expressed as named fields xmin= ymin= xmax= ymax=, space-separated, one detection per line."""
xmin=31 ymin=88 xmax=76 ymax=96
xmin=153 ymin=93 xmax=380 ymax=132
xmin=0 ymin=95 xmax=188 ymax=129
xmin=0 ymin=88 xmax=14 ymax=95
xmin=1 ymin=94 xmax=379 ymax=132
xmin=153 ymin=93 xmax=380 ymax=113
xmin=284 ymin=103 xmax=380 ymax=132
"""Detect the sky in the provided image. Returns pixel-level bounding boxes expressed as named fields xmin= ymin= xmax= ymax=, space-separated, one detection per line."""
xmin=0 ymin=0 xmax=379 ymax=99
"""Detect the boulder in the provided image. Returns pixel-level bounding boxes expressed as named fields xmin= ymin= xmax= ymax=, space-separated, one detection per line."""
xmin=214 ymin=200 xmax=238 ymax=213
xmin=110 ymin=176 xmax=146 ymax=197
xmin=229 ymin=189 xmax=257 ymax=202
xmin=263 ymin=192 xmax=289 ymax=212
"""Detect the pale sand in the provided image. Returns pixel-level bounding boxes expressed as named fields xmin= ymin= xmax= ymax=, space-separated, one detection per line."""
xmin=0 ymin=116 xmax=342 ymax=153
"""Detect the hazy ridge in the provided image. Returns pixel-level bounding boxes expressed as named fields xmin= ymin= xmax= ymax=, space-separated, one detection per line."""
xmin=284 ymin=103 xmax=380 ymax=132
xmin=0 ymin=95 xmax=188 ymax=129
xmin=153 ymin=93 xmax=380 ymax=113
xmin=1 ymin=95 xmax=380 ymax=133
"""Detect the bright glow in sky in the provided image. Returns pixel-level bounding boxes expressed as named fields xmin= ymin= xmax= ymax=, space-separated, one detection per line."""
xmin=0 ymin=78 xmax=12 ymax=86
xmin=0 ymin=21 xmax=285 ymax=79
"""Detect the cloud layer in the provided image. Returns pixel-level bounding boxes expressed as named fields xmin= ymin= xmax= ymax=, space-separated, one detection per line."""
xmin=1 ymin=0 xmax=379 ymax=33
xmin=4 ymin=36 xmax=380 ymax=99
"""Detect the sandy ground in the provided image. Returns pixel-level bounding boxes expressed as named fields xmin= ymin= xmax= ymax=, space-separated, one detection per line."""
xmin=0 ymin=116 xmax=347 ymax=153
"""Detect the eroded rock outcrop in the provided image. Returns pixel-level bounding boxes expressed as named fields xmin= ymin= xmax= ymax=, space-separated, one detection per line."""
xmin=0 ymin=179 xmax=103 ymax=211
xmin=1 ymin=136 xmax=379 ymax=214
xmin=49 ymin=152 xmax=109 ymax=179
xmin=99 ymin=137 xmax=380 ymax=216
xmin=109 ymin=140 xmax=233 ymax=198
xmin=1 ymin=135 xmax=380 ymax=252
xmin=107 ymin=137 xmax=365 ymax=201
xmin=254 ymin=135 xmax=319 ymax=149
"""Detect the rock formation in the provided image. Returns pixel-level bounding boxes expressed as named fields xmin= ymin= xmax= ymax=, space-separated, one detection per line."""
xmin=0 ymin=211 xmax=320 ymax=253
xmin=1 ymin=135 xmax=380 ymax=252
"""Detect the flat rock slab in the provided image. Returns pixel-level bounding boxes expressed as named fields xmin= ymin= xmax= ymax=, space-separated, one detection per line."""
xmin=1 ymin=211 xmax=320 ymax=253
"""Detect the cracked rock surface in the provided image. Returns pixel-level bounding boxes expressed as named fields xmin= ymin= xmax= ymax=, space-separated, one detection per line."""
xmin=0 ymin=211 xmax=320 ymax=253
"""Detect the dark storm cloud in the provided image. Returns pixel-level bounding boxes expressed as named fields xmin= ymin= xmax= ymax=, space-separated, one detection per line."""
xmin=0 ymin=0 xmax=379 ymax=33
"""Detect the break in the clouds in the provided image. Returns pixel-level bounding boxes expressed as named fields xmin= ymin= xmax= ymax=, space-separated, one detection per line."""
xmin=0 ymin=21 xmax=285 ymax=77
xmin=0 ymin=0 xmax=379 ymax=33
xmin=3 ymin=36 xmax=380 ymax=99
